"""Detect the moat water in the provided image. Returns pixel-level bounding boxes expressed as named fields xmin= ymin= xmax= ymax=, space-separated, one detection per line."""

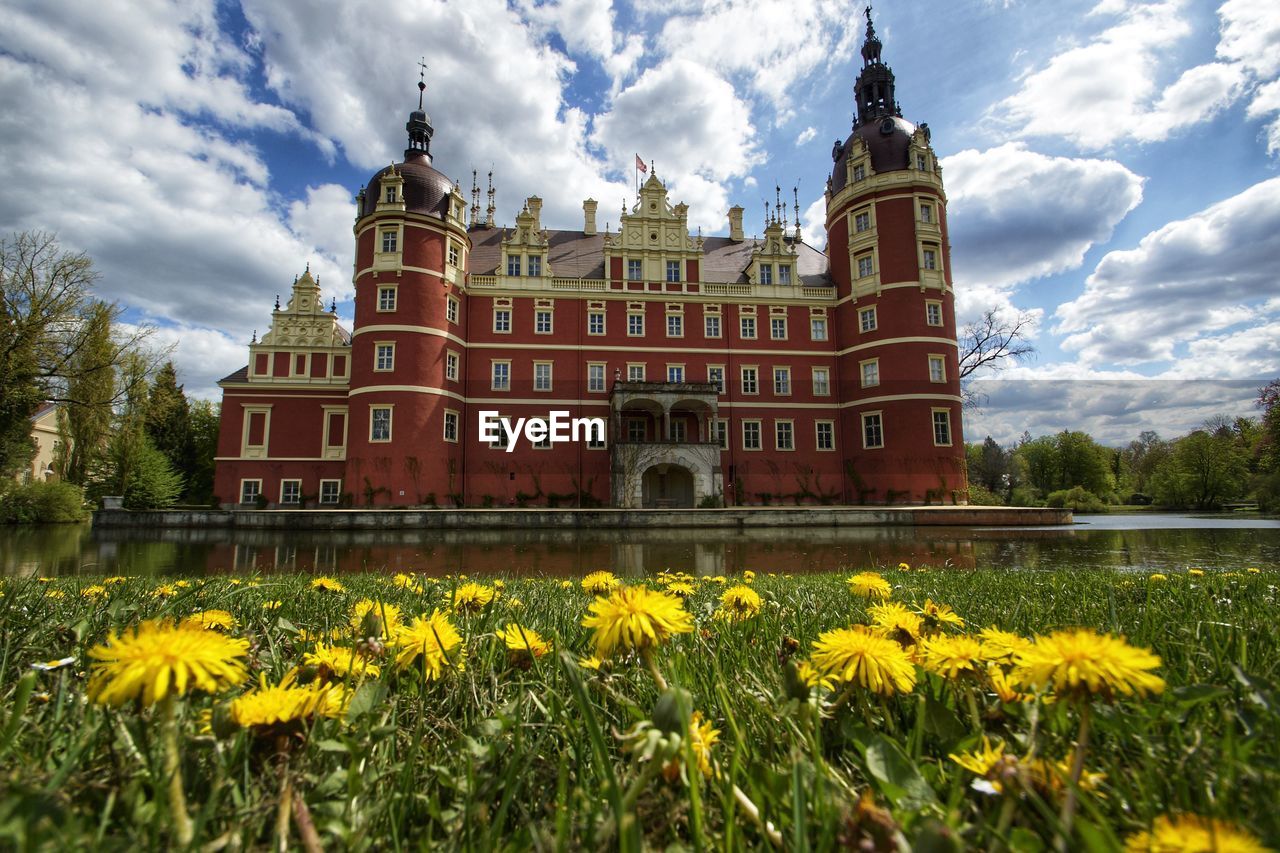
xmin=2 ymin=513 xmax=1278 ymax=577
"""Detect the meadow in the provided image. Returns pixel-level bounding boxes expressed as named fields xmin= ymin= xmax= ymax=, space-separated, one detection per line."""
xmin=0 ymin=565 xmax=1276 ymax=851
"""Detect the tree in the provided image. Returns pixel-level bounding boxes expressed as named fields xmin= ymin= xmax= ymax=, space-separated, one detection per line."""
xmin=1151 ymin=429 xmax=1248 ymax=510
xmin=0 ymin=231 xmax=158 ymax=476
xmin=957 ymin=308 xmax=1037 ymax=409
xmin=60 ymin=300 xmax=116 ymax=483
xmin=146 ymin=361 xmax=193 ymax=491
xmin=186 ymin=400 xmax=220 ymax=505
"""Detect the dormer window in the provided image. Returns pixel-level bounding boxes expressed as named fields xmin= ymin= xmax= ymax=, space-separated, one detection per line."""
xmin=506 ymin=255 xmax=521 ymax=276
xmin=778 ymin=264 xmax=792 ymax=285
xmin=528 ymin=255 xmax=542 ymax=277
xmin=759 ymin=263 xmax=772 ymax=285
xmin=853 ymin=164 xmax=866 ymax=182
xmin=385 ymin=187 xmax=397 ymax=203
xmin=916 ymin=153 xmax=928 ymax=171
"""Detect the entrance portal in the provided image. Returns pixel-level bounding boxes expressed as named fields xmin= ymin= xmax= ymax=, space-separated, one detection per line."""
xmin=642 ymin=463 xmax=695 ymax=508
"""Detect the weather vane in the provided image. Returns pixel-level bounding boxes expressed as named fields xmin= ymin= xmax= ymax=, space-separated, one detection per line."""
xmin=417 ymin=57 xmax=428 ymax=108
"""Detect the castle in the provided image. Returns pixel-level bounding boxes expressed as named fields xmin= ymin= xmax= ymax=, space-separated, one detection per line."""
xmin=212 ymin=12 xmax=967 ymax=509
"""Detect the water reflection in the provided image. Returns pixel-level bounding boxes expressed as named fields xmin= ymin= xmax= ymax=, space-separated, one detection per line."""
xmin=3 ymin=514 xmax=1278 ymax=578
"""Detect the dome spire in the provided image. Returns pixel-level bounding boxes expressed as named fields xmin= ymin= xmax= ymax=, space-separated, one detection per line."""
xmin=853 ymin=5 xmax=899 ymax=127
xmin=405 ymin=59 xmax=434 ymax=162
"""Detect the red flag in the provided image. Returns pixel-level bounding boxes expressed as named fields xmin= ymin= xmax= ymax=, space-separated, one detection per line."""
xmin=635 ymin=154 xmax=647 ymax=173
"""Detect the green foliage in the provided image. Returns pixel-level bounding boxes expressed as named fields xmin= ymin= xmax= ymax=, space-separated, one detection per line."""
xmin=145 ymin=361 xmax=192 ymax=488
xmin=0 ymin=480 xmax=88 ymax=523
xmin=121 ymin=438 xmax=183 ymax=510
xmin=185 ymin=400 xmax=219 ymax=504
xmin=965 ymin=483 xmax=1003 ymax=506
xmin=1150 ymin=429 xmax=1249 ymax=510
xmin=1045 ymin=485 xmax=1108 ymax=512
xmin=61 ymin=301 xmax=117 ymax=484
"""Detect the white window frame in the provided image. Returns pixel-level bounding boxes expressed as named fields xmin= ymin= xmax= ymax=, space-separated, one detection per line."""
xmin=932 ymin=408 xmax=953 ymax=447
xmin=856 ymin=254 xmax=875 ymax=279
xmin=770 ymin=316 xmax=787 ymax=340
xmin=759 ymin=263 xmax=773 ymax=285
xmin=666 ymin=260 xmax=681 ymax=283
xmin=810 ymin=317 xmax=828 ymax=341
xmin=370 ymin=406 xmax=393 ymax=443
xmin=627 ymin=363 xmax=646 ymax=382
xmin=926 ymin=300 xmax=943 ymax=327
xmin=587 ymin=362 xmax=607 ymax=393
xmin=740 ymin=316 xmax=756 ymax=339
xmin=319 ymin=480 xmax=341 ymax=505
xmin=535 ymin=309 xmax=553 ymax=335
xmin=240 ymin=479 xmax=262 ymax=505
xmin=928 ymin=354 xmax=946 ymax=383
xmin=666 ymin=364 xmax=684 ymax=383
xmin=812 ymin=367 xmax=831 ymax=397
xmin=862 ymin=411 xmax=884 ymax=450
xmin=627 ymin=312 xmax=645 ymax=337
xmin=740 ymin=366 xmax=759 ymax=395
xmin=815 ymin=420 xmax=835 ymax=451
xmin=528 ymin=255 xmax=542 ymax=277
xmin=704 ymin=314 xmax=721 ymax=338
xmin=778 ymin=264 xmax=792 ymax=285
xmin=493 ymin=307 xmax=512 ymax=334
xmin=377 ymin=286 xmax=397 ymax=312
xmin=491 ymin=360 xmax=511 ymax=391
xmin=381 ymin=228 xmax=399 ymax=254
xmin=280 ymin=479 xmax=302 ymax=504
xmin=666 ymin=313 xmax=683 ymax=338
xmin=446 ymin=295 xmax=459 ymax=324
xmin=533 ymin=361 xmax=553 ymax=392
xmin=506 ymin=255 xmax=522 ymax=277
xmin=860 ymin=358 xmax=880 ymax=388
xmin=374 ymin=342 xmax=395 ymax=373
xmin=773 ymin=366 xmax=791 ymax=396
xmin=708 ymin=365 xmax=725 ymax=393
xmin=774 ymin=419 xmax=794 ymax=451
xmin=443 ymin=410 xmax=459 ymax=443
xmin=588 ymin=310 xmax=605 ymax=336
xmin=445 ymin=350 xmax=459 ymax=382
xmin=627 ymin=259 xmax=642 ymax=281
xmin=859 ymin=306 xmax=878 ymax=333
xmin=742 ymin=420 xmax=762 ymax=451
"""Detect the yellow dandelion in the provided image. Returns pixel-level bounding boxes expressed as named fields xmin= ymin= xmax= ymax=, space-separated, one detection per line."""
xmin=394 ymin=610 xmax=463 ymax=679
xmin=719 ymin=584 xmax=762 ymax=619
xmin=103 ymin=576 xmax=128 ymax=585
xmin=1149 ymin=574 xmax=1168 ymax=582
xmin=1014 ymin=629 xmax=1164 ymax=702
xmin=795 ymin=659 xmax=836 ymax=690
xmin=666 ymin=711 xmax=719 ymax=780
xmin=450 ymin=582 xmax=496 ymax=612
xmin=742 ymin=570 xmax=756 ymax=583
xmin=950 ymin=736 xmax=1006 ymax=778
xmin=920 ymin=634 xmax=986 ymax=680
xmin=87 ymin=619 xmax=249 ymax=707
xmin=581 ymin=586 xmax=694 ymax=658
xmin=810 ymin=625 xmax=917 ymax=696
xmin=987 ymin=664 xmax=1032 ymax=703
xmin=704 ymin=575 xmax=728 ymax=585
xmin=578 ymin=655 xmax=603 ymax=670
xmin=44 ymin=589 xmax=66 ymax=600
xmin=978 ymin=627 xmax=1033 ymax=663
xmin=263 ymin=600 xmax=282 ymax=610
xmin=1188 ymin=568 xmax=1205 ymax=577
xmin=666 ymin=581 xmax=696 ymax=597
xmin=499 ymin=623 xmax=552 ymax=659
xmin=302 ymin=643 xmax=381 ymax=680
xmin=559 ymin=580 xmax=574 ymax=589
xmin=917 ymin=599 xmax=965 ymax=631
xmin=897 ymin=562 xmax=911 ymax=571
xmin=229 ymin=672 xmax=349 ymax=731
xmin=392 ymin=573 xmax=423 ymax=592
xmin=846 ymin=571 xmax=892 ymax=600
xmin=182 ymin=610 xmax=237 ymax=631
xmin=868 ymin=601 xmax=924 ymax=644
xmin=1123 ymin=814 xmax=1266 ymax=853
xmin=581 ymin=571 xmax=621 ymax=595
xmin=80 ymin=585 xmax=108 ymax=600
xmin=310 ymin=576 xmax=345 ymax=593
xmin=350 ymin=599 xmax=402 ymax=639
xmin=1247 ymin=567 xmax=1260 ymax=574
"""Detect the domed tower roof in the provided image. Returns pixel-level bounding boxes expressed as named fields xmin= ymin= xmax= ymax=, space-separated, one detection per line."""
xmin=362 ymin=70 xmax=456 ymax=220
xmin=830 ymin=6 xmax=915 ymax=192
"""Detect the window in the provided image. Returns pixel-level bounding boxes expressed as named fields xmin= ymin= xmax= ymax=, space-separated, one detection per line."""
xmin=715 ymin=420 xmax=729 ymax=450
xmin=507 ymin=255 xmax=522 ymax=277
xmin=811 ymin=317 xmax=828 ymax=341
xmin=489 ymin=416 xmax=512 ymax=450
xmin=920 ymin=204 xmax=933 ymax=224
xmin=670 ymin=420 xmax=687 ymax=442
xmin=533 ymin=426 xmax=552 ymax=449
xmin=446 ymin=351 xmax=459 ymax=382
xmin=861 ymin=359 xmax=879 ymax=388
xmin=916 ymin=153 xmax=928 ymax=171
xmin=319 ymin=480 xmax=341 ymax=505
xmin=929 ymin=355 xmax=946 ymax=383
xmin=778 ymin=264 xmax=792 ymax=285
xmin=588 ymin=431 xmax=607 ymax=449
xmin=370 ymin=406 xmax=392 ymax=442
xmin=857 ymin=254 xmax=874 ymax=279
xmin=853 ymin=164 xmax=865 ymax=182
xmin=740 ymin=316 xmax=756 ymax=339
xmin=588 ymin=311 xmax=605 ymax=335
xmin=534 ymin=361 xmax=552 ymax=391
xmin=627 ymin=259 xmax=642 ymax=281
xmin=528 ymin=255 xmax=542 ymax=277
xmin=491 ymin=361 xmax=510 ymax=391
xmin=446 ymin=296 xmax=459 ymax=324
xmin=759 ymin=263 xmax=772 ymax=285
xmin=535 ymin=309 xmax=553 ymax=334
xmin=704 ymin=314 xmax=721 ymax=338
xmin=628 ymin=364 xmax=645 ymax=381
xmin=628 ymin=312 xmax=644 ymax=336
xmin=448 ymin=244 xmax=460 ymax=266
xmin=816 ymin=421 xmax=835 ymax=451
xmin=926 ymin=301 xmax=943 ymax=327
xmin=374 ymin=343 xmax=394 ymax=372
xmin=377 ymin=286 xmax=397 ymax=311
xmin=933 ymin=410 xmax=952 ymax=446
xmin=493 ymin=308 xmax=511 ymax=333
xmin=771 ymin=317 xmax=787 ymax=340
xmin=666 ymin=314 xmax=683 ymax=337
xmin=862 ymin=412 xmax=884 ymax=449
xmin=443 ymin=411 xmax=459 ymax=443
xmin=280 ymin=480 xmax=300 ymax=504
xmin=859 ymin=306 xmax=878 ymax=333
xmin=854 ymin=211 xmax=871 ymax=233
xmin=588 ymin=362 xmax=606 ymax=392
xmin=923 ymin=248 xmax=937 ymax=271
xmin=381 ymin=229 xmax=398 ymax=253
xmin=812 ymin=367 xmax=830 ymax=396
xmin=627 ymin=419 xmax=646 ymax=442
xmin=667 ymin=365 xmax=684 ymax=383
xmin=240 ymin=480 xmax=262 ymax=504
xmin=742 ymin=421 xmax=762 ymax=450
xmin=741 ymin=367 xmax=758 ymax=394
xmin=773 ymin=366 xmax=791 ymax=395
xmin=708 ymin=366 xmax=724 ymax=393
xmin=385 ymin=186 xmax=397 ymax=203
xmin=666 ymin=260 xmax=681 ymax=282
xmin=775 ymin=420 xmax=794 ymax=450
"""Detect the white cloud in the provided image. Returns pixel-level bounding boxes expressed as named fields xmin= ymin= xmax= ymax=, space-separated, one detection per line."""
xmin=516 ymin=0 xmax=644 ymax=88
xmin=1216 ymin=0 xmax=1280 ymax=78
xmin=795 ymin=126 xmax=817 ymax=146
xmin=941 ymin=143 xmax=1144 ymax=315
xmin=1054 ymin=176 xmax=1280 ymax=367
xmin=130 ymin=324 xmax=252 ymax=401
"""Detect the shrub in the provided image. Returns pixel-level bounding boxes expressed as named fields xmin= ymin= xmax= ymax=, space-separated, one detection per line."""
xmin=1045 ymin=486 xmax=1107 ymax=513
xmin=122 ymin=441 xmax=183 ymax=510
xmin=1008 ymin=487 xmax=1042 ymax=507
xmin=0 ymin=480 xmax=88 ymax=523
xmin=966 ymin=483 xmax=1003 ymax=506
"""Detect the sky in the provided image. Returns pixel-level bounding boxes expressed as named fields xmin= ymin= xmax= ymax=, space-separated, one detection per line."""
xmin=1 ymin=0 xmax=1277 ymax=447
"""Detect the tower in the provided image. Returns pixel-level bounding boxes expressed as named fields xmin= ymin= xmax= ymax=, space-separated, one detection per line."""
xmin=345 ymin=76 xmax=470 ymax=505
xmin=826 ymin=7 xmax=967 ymax=503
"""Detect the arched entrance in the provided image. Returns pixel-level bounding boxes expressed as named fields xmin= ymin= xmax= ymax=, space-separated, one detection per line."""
xmin=642 ymin=463 xmax=695 ymax=508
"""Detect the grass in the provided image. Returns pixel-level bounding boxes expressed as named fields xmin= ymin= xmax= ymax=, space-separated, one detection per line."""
xmin=0 ymin=565 xmax=1277 ymax=850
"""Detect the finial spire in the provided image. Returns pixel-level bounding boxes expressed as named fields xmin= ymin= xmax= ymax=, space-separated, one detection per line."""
xmin=417 ymin=57 xmax=427 ymax=109
xmin=470 ymin=169 xmax=481 ymax=225
xmin=485 ymin=170 xmax=496 ymax=227
xmin=274 ymin=294 xmax=280 ymax=311
xmin=405 ymin=61 xmax=434 ymax=160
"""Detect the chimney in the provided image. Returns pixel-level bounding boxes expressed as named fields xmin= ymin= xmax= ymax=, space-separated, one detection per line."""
xmin=527 ymin=196 xmax=542 ymax=220
xmin=728 ymin=205 xmax=744 ymax=242
xmin=583 ymin=198 xmax=598 ymax=236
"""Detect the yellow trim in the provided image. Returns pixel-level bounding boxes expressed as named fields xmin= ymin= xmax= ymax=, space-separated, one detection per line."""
xmin=837 ymin=336 xmax=958 ymax=357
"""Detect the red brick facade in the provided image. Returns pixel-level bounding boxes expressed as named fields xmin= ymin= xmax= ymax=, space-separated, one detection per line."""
xmin=213 ymin=18 xmax=967 ymax=509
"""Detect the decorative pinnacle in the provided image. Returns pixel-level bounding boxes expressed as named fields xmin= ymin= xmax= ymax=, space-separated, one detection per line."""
xmin=330 ymin=297 xmax=337 ymax=313
xmin=274 ymin=294 xmax=280 ymax=311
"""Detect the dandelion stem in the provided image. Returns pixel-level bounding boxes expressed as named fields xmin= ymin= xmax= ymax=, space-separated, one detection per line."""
xmin=732 ymin=784 xmax=783 ymax=847
xmin=160 ymin=692 xmax=193 ymax=847
xmin=640 ymin=647 xmax=668 ymax=691
xmin=1054 ymin=703 xmax=1092 ymax=852
xmin=275 ymin=738 xmax=293 ymax=853
xmin=994 ymin=793 xmax=1018 ymax=850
